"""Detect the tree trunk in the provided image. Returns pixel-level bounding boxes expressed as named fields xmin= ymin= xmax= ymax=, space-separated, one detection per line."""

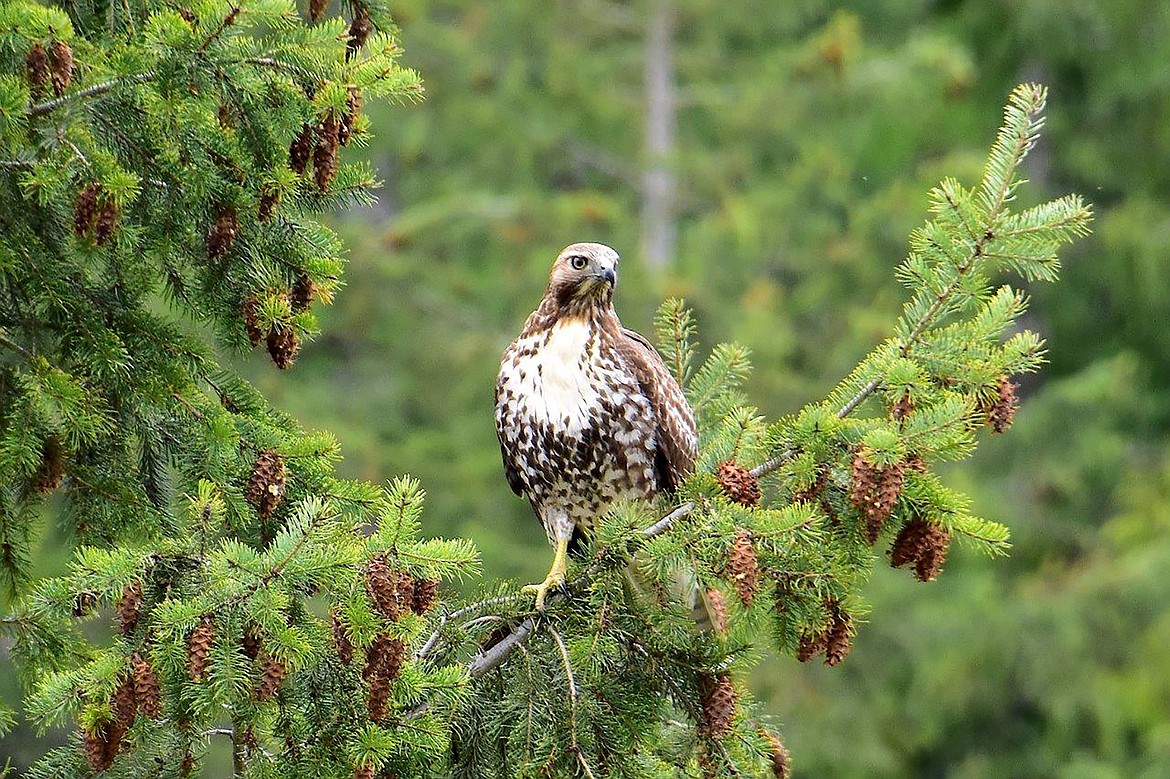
xmin=641 ymin=0 xmax=676 ymax=271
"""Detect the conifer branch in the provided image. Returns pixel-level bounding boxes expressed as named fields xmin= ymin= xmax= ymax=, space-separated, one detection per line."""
xmin=26 ymin=73 xmax=155 ymax=117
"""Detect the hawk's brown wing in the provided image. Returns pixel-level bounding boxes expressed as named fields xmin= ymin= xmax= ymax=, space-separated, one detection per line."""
xmin=617 ymin=327 xmax=697 ymax=493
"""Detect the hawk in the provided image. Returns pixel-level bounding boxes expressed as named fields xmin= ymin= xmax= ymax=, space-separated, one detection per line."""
xmin=495 ymin=242 xmax=697 ymax=609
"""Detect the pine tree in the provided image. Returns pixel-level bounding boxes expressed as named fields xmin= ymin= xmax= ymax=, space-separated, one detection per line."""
xmin=0 ymin=0 xmax=1090 ymax=770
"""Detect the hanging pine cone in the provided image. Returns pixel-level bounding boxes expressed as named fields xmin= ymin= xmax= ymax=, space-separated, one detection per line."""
xmin=332 ymin=609 xmax=354 ymax=664
xmin=245 ymin=449 xmax=286 ymax=519
xmin=207 ymin=207 xmax=238 ymax=259
xmin=132 ymin=652 xmax=161 ymax=719
xmin=111 ymin=673 xmax=137 ymax=727
xmin=823 ymin=600 xmax=853 ymax=667
xmin=727 ymin=529 xmax=759 ymax=607
xmin=313 ymin=114 xmax=340 ymax=191
xmin=363 ymin=632 xmax=406 ymax=683
xmin=242 ymin=296 xmax=263 ymax=346
xmin=72 ymin=590 xmax=97 ymax=617
xmin=48 ymin=39 xmax=73 ymax=96
xmin=891 ymin=391 xmax=914 ymax=424
xmin=309 ymin=0 xmax=328 ymax=22
xmin=987 ymin=375 xmax=1019 ymax=433
xmin=26 ymin=42 xmax=49 ymax=98
xmin=82 ymin=724 xmax=117 ymax=772
xmin=796 ymin=629 xmax=828 ymax=663
xmin=365 ymin=555 xmax=404 ymax=620
xmin=699 ymin=672 xmax=737 ymax=738
xmin=258 ymin=188 xmax=279 ymax=221
xmin=289 ymin=124 xmax=313 ymax=174
xmin=255 ymin=656 xmax=287 ymax=701
xmin=704 ymin=587 xmax=729 ymax=636
xmin=849 ymin=449 xmax=905 ymax=544
xmin=715 ymin=460 xmax=761 ymax=507
xmin=187 ymin=618 xmax=215 ymax=682
xmin=74 ymin=183 xmax=101 ymax=237
xmin=34 ymin=435 xmax=65 ymax=493
xmin=266 ymin=325 xmax=299 ymax=370
xmin=366 ymin=672 xmax=390 ymax=721
xmin=354 ymin=764 xmax=375 ymax=779
xmin=758 ymin=728 xmax=791 ymax=779
xmin=396 ymin=570 xmax=415 ymax=611
xmin=117 ymin=580 xmax=143 ymax=636
xmin=241 ymin=623 xmax=263 ymax=661
xmin=412 ymin=578 xmax=440 ymax=615
xmin=347 ymin=6 xmax=373 ymax=60
xmin=890 ymin=517 xmax=950 ymax=582
xmin=290 ymin=273 xmax=315 ymax=312
xmin=93 ymin=198 xmax=118 ymax=245
xmin=339 ymin=85 xmax=362 ymax=145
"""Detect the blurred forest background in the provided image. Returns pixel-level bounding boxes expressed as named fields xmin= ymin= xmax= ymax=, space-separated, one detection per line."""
xmin=6 ymin=0 xmax=1170 ymax=776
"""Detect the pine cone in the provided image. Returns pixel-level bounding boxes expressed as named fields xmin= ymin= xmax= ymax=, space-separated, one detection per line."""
xmin=245 ymin=449 xmax=286 ymax=519
xmin=347 ymin=7 xmax=373 ymax=60
xmin=34 ymin=435 xmax=65 ymax=493
xmin=891 ymin=392 xmax=914 ymax=424
xmin=258 ymin=188 xmax=279 ymax=221
xmin=255 ymin=656 xmax=287 ymax=701
xmin=74 ymin=183 xmax=101 ymax=237
xmin=241 ymin=623 xmax=263 ymax=661
xmin=180 ymin=749 xmax=197 ymax=776
xmin=791 ymin=465 xmax=828 ymax=504
xmin=704 ymin=587 xmax=728 ymax=636
xmin=354 ymin=764 xmax=375 ymax=779
xmin=83 ymin=724 xmax=116 ymax=772
xmin=339 ymin=85 xmax=362 ymax=145
xmin=132 ymin=652 xmax=161 ymax=719
xmin=309 ymin=0 xmax=328 ymax=22
xmin=313 ymin=114 xmax=340 ymax=191
xmin=242 ymin=296 xmax=263 ymax=346
xmin=727 ymin=529 xmax=759 ymax=607
xmin=715 ymin=460 xmax=761 ymax=507
xmin=72 ymin=591 xmax=97 ymax=617
xmin=366 ymin=672 xmax=390 ymax=721
xmin=332 ymin=609 xmax=354 ymax=664
xmin=207 ymin=207 xmax=238 ymax=259
xmin=187 ymin=618 xmax=215 ymax=682
xmin=396 ymin=569 xmax=415 ymax=612
xmin=93 ymin=198 xmax=118 ymax=245
xmin=289 ymin=124 xmax=313 ymax=175
xmin=266 ymin=325 xmax=299 ymax=370
xmin=988 ymin=375 xmax=1019 ymax=433
xmin=290 ymin=273 xmax=315 ymax=312
xmin=699 ymin=672 xmax=737 ymax=738
xmin=412 ymin=578 xmax=440 ymax=615
xmin=796 ymin=630 xmax=828 ymax=663
xmin=111 ymin=673 xmax=137 ymax=727
xmin=363 ymin=632 xmax=406 ymax=682
xmin=117 ymin=580 xmax=143 ymax=636
xmin=823 ymin=600 xmax=853 ymax=667
xmin=48 ymin=40 xmax=73 ymax=96
xmin=26 ymin=42 xmax=49 ymax=98
xmin=849 ymin=449 xmax=905 ymax=545
xmin=365 ymin=555 xmax=404 ymax=620
xmin=758 ymin=728 xmax=791 ymax=779
xmin=890 ymin=517 xmax=950 ymax=582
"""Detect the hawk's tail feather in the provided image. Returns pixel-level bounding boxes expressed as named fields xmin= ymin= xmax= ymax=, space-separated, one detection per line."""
xmin=621 ymin=553 xmax=718 ymax=634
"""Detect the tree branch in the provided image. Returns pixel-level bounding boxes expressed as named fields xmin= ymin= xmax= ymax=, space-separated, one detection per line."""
xmin=27 ymin=73 xmax=155 ymax=118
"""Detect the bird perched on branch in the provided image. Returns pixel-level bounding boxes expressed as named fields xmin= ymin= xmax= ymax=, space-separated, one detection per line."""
xmin=495 ymin=242 xmax=697 ymax=609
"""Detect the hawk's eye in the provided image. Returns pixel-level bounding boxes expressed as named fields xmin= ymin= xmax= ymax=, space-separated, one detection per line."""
xmin=569 ymin=255 xmax=588 ymax=271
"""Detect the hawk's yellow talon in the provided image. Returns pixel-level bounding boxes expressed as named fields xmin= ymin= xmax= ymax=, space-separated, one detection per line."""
xmin=524 ymin=536 xmax=569 ymax=610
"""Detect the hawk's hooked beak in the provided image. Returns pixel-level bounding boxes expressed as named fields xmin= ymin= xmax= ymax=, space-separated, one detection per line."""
xmin=598 ymin=268 xmax=617 ymax=286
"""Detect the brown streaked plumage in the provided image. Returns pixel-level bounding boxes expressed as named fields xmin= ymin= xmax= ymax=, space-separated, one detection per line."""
xmin=495 ymin=242 xmax=697 ymax=608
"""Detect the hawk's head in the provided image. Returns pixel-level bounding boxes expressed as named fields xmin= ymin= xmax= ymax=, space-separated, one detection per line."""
xmin=547 ymin=242 xmax=619 ymax=309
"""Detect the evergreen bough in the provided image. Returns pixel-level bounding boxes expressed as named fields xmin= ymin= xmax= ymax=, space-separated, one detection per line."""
xmin=0 ymin=0 xmax=1090 ymax=770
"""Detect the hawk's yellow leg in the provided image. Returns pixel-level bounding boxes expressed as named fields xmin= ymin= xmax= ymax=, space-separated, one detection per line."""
xmin=523 ymin=536 xmax=569 ymax=611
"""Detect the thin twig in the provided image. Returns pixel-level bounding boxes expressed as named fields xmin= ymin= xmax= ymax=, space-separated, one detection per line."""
xmin=27 ymin=73 xmax=154 ymax=118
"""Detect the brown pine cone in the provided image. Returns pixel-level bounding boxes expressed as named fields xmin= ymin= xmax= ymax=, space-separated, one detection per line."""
xmin=313 ymin=114 xmax=340 ymax=191
xmin=207 ymin=207 xmax=238 ymax=259
xmin=241 ymin=624 xmax=263 ymax=661
xmin=758 ymin=728 xmax=791 ymax=778
xmin=354 ymin=764 xmax=375 ymax=779
xmin=339 ymin=85 xmax=362 ymax=145
xmin=187 ymin=618 xmax=215 ymax=682
xmin=258 ymin=188 xmax=279 ymax=221
xmin=72 ymin=591 xmax=97 ymax=617
xmin=363 ymin=632 xmax=406 ymax=682
xmin=791 ymin=465 xmax=828 ymax=504
xmin=309 ymin=0 xmax=328 ymax=22
xmin=242 ymin=296 xmax=264 ymax=346
xmin=890 ymin=517 xmax=950 ymax=582
xmin=74 ymin=183 xmax=101 ymax=237
xmin=796 ymin=630 xmax=827 ymax=663
xmin=34 ymin=436 xmax=65 ymax=493
xmin=332 ymin=609 xmax=354 ymax=664
xmin=704 ymin=587 xmax=728 ymax=636
xmin=988 ymin=376 xmax=1019 ymax=433
xmin=180 ymin=749 xmax=197 ymax=775
xmin=49 ymin=40 xmax=73 ymax=96
xmin=849 ymin=449 xmax=905 ymax=545
xmin=290 ymin=273 xmax=315 ymax=312
xmin=26 ymin=42 xmax=49 ymax=97
xmin=699 ymin=672 xmax=737 ymax=738
xmin=117 ymin=580 xmax=144 ymax=636
xmin=891 ymin=391 xmax=914 ymax=424
xmin=255 ymin=656 xmax=287 ymax=701
xmin=412 ymin=578 xmax=440 ymax=615
xmin=132 ymin=652 xmax=162 ymax=719
xmin=111 ymin=673 xmax=137 ymax=727
xmin=289 ymin=124 xmax=313 ymax=175
xmin=715 ymin=460 xmax=761 ymax=507
xmin=823 ymin=600 xmax=853 ymax=667
xmin=347 ymin=7 xmax=372 ymax=60
xmin=93 ymin=198 xmax=118 ymax=245
xmin=365 ymin=555 xmax=403 ymax=620
xmin=245 ymin=449 xmax=286 ymax=519
xmin=727 ymin=529 xmax=759 ymax=607
xmin=82 ymin=724 xmax=117 ymax=772
xmin=366 ymin=672 xmax=390 ymax=721
xmin=266 ymin=325 xmax=299 ymax=370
